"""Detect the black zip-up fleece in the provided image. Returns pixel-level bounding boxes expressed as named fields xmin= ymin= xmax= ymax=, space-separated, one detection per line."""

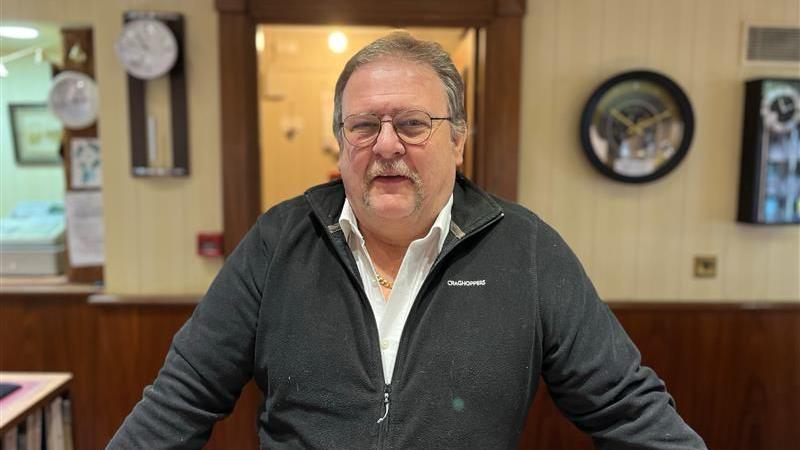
xmin=108 ymin=174 xmax=706 ymax=449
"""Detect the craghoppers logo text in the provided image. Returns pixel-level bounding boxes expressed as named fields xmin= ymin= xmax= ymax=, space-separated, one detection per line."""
xmin=447 ymin=279 xmax=486 ymax=287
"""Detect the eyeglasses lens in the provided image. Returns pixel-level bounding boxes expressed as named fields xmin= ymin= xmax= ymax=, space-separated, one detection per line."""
xmin=343 ymin=110 xmax=433 ymax=146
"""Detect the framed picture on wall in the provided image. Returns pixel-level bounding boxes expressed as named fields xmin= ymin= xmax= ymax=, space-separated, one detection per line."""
xmin=9 ymin=103 xmax=64 ymax=165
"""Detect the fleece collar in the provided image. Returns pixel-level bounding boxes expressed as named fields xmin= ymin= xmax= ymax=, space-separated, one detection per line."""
xmin=303 ymin=172 xmax=503 ymax=240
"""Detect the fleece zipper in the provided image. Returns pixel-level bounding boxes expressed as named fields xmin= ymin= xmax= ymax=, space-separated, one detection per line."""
xmin=376 ymin=383 xmax=392 ymax=448
xmin=314 ymin=194 xmax=504 ymax=450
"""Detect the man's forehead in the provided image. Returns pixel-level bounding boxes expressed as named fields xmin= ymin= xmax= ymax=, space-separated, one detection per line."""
xmin=341 ymin=57 xmax=447 ymax=113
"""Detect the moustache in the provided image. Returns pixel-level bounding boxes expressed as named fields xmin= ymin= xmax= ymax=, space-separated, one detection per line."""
xmin=365 ymin=160 xmax=422 ymax=186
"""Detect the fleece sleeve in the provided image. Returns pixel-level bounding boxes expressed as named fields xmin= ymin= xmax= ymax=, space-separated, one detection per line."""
xmin=535 ymin=222 xmax=707 ymax=450
xmin=106 ymin=219 xmax=269 ymax=449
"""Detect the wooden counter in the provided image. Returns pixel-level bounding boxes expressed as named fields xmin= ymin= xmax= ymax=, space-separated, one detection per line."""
xmin=0 ymin=372 xmax=72 ymax=435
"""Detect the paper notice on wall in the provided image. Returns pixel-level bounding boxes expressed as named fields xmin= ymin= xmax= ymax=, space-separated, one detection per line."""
xmin=64 ymin=191 xmax=105 ymax=267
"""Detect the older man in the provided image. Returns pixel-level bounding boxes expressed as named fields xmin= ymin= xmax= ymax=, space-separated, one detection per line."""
xmin=108 ymin=33 xmax=706 ymax=449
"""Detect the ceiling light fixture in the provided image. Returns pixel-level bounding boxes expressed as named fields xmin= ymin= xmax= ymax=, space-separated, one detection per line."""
xmin=328 ymin=31 xmax=347 ymax=54
xmin=0 ymin=26 xmax=39 ymax=40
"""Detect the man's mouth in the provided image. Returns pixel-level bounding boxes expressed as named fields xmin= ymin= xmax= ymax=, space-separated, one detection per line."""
xmin=372 ymin=174 xmax=408 ymax=183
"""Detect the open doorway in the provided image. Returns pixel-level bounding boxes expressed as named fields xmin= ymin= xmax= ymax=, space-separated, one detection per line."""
xmin=255 ymin=25 xmax=478 ymax=210
xmin=216 ymin=0 xmax=524 ymax=253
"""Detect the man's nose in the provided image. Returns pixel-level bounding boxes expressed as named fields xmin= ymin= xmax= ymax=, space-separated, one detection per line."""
xmin=372 ymin=121 xmax=405 ymax=158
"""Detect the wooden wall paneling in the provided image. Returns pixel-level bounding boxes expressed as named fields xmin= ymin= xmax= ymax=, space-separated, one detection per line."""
xmin=516 ymin=303 xmax=800 ymax=450
xmin=518 ymin=383 xmax=593 ymax=450
xmin=206 ymin=381 xmax=261 ymax=450
xmin=612 ymin=305 xmax=800 ymax=450
xmin=219 ymin=11 xmax=261 ymax=256
xmin=92 ymin=302 xmax=262 ymax=450
xmin=93 ymin=305 xmax=148 ymax=445
xmin=37 ymin=299 xmax=96 ymax=450
xmin=0 ymin=295 xmax=96 ymax=450
xmin=3 ymin=296 xmax=799 ymax=449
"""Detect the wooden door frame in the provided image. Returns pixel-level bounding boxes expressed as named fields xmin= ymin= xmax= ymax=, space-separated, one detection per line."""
xmin=216 ymin=0 xmax=525 ymax=253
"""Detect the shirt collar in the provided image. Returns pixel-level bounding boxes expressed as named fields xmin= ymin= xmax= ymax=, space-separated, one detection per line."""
xmin=338 ymin=194 xmax=454 ymax=253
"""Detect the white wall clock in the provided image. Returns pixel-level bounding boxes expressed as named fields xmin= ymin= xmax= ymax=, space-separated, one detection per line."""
xmin=47 ymin=71 xmax=99 ymax=130
xmin=115 ymin=18 xmax=178 ymax=80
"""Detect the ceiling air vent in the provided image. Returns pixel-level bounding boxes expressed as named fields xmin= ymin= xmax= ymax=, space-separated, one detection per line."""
xmin=743 ymin=24 xmax=800 ymax=65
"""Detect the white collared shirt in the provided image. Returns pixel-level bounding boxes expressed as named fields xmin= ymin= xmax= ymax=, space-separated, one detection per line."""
xmin=338 ymin=195 xmax=453 ymax=384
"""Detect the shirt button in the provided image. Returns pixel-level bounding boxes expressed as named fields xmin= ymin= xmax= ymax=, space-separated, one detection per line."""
xmin=380 ymin=339 xmax=389 ymax=350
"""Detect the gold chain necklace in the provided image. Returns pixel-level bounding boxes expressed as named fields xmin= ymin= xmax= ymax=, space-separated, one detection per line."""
xmin=375 ymin=272 xmax=394 ymax=289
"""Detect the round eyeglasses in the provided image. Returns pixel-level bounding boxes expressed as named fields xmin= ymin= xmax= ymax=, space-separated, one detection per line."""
xmin=340 ymin=110 xmax=452 ymax=147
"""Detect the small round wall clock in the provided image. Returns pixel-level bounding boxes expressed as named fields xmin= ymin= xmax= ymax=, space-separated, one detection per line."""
xmin=47 ymin=71 xmax=99 ymax=130
xmin=115 ymin=18 xmax=178 ymax=80
xmin=579 ymin=70 xmax=695 ymax=183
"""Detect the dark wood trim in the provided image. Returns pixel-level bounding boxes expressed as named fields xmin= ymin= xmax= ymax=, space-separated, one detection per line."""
xmin=606 ymin=301 xmax=800 ymax=311
xmin=218 ymin=11 xmax=261 ymax=256
xmin=496 ymin=0 xmax=527 ymax=16
xmin=473 ymin=17 xmax=522 ymax=201
xmin=87 ymin=293 xmax=201 ymax=305
xmin=217 ymin=0 xmax=525 ymax=252
xmin=248 ymin=0 xmax=495 ymax=25
xmin=215 ymin=0 xmax=248 ymax=13
xmin=60 ymin=27 xmax=104 ymax=284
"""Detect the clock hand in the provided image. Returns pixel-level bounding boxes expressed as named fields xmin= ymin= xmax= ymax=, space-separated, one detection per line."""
xmin=778 ymin=97 xmax=789 ymax=114
xmin=610 ymin=108 xmax=642 ymax=136
xmin=635 ymin=110 xmax=672 ymax=130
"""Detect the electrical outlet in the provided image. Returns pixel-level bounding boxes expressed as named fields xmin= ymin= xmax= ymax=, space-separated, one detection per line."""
xmin=694 ymin=256 xmax=717 ymax=278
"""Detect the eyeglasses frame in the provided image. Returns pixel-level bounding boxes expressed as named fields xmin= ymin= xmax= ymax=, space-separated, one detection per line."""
xmin=339 ymin=109 xmax=453 ymax=148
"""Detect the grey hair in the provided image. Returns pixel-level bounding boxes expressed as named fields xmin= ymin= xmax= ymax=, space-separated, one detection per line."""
xmin=332 ymin=31 xmax=467 ymax=146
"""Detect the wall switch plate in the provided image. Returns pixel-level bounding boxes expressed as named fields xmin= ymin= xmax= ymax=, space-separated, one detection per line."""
xmin=694 ymin=255 xmax=717 ymax=278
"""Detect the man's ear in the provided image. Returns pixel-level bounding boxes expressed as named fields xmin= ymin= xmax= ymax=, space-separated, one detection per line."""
xmin=453 ymin=126 xmax=467 ymax=166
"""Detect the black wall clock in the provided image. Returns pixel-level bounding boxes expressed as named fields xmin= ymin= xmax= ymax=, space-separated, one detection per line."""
xmin=580 ymin=70 xmax=695 ymax=183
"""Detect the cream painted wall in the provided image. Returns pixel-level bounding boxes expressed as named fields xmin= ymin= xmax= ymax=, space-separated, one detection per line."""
xmin=4 ymin=0 xmax=223 ymax=294
xmin=520 ymin=0 xmax=800 ymax=301
xmin=6 ymin=0 xmax=797 ymax=299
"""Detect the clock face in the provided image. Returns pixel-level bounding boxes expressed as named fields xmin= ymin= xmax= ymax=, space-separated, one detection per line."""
xmin=115 ymin=19 xmax=178 ymax=80
xmin=47 ymin=71 xmax=99 ymax=129
xmin=580 ymin=70 xmax=695 ymax=183
xmin=761 ymin=83 xmax=800 ymax=133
